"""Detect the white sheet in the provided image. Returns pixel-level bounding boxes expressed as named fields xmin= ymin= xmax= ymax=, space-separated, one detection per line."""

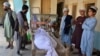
xmin=34 ymin=28 xmax=58 ymax=56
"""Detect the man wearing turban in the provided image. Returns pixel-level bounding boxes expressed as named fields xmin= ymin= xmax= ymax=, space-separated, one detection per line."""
xmin=3 ymin=2 xmax=17 ymax=49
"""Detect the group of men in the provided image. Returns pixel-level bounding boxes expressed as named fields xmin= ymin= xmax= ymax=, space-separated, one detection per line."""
xmin=3 ymin=2 xmax=29 ymax=55
xmin=59 ymin=6 xmax=97 ymax=56
xmin=2 ymin=1 xmax=98 ymax=56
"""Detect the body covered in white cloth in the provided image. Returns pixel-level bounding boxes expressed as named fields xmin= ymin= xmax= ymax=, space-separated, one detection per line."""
xmin=34 ymin=27 xmax=58 ymax=56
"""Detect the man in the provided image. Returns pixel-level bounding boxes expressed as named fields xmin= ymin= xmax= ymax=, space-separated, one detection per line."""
xmin=81 ymin=6 xmax=97 ymax=56
xmin=17 ymin=5 xmax=29 ymax=52
xmin=72 ymin=8 xmax=86 ymax=56
xmin=3 ymin=2 xmax=16 ymax=49
xmin=59 ymin=8 xmax=72 ymax=50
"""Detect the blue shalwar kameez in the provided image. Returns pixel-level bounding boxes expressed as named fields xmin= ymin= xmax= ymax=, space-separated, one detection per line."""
xmin=80 ymin=17 xmax=97 ymax=56
xmin=59 ymin=16 xmax=71 ymax=46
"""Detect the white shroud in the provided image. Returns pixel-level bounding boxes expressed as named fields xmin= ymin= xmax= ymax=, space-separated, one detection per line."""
xmin=34 ymin=28 xmax=58 ymax=56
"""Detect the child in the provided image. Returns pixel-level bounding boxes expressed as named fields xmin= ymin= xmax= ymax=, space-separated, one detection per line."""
xmin=72 ymin=8 xmax=86 ymax=55
xmin=80 ymin=6 xmax=98 ymax=56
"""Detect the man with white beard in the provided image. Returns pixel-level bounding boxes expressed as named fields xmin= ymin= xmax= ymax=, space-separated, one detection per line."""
xmin=33 ymin=27 xmax=58 ymax=56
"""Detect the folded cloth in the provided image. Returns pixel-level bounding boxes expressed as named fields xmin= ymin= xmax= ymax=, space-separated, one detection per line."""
xmin=34 ymin=27 xmax=58 ymax=56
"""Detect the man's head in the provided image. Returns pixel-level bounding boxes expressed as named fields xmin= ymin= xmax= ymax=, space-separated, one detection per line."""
xmin=22 ymin=5 xmax=29 ymax=14
xmin=3 ymin=2 xmax=11 ymax=11
xmin=79 ymin=8 xmax=86 ymax=16
xmin=63 ymin=8 xmax=69 ymax=16
xmin=88 ymin=6 xmax=98 ymax=17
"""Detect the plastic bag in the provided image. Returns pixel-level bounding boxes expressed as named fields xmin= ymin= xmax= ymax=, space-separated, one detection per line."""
xmin=27 ymin=30 xmax=32 ymax=41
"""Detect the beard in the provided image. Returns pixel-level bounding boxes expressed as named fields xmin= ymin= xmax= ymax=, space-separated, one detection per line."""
xmin=24 ymin=11 xmax=27 ymax=14
xmin=4 ymin=8 xmax=8 ymax=11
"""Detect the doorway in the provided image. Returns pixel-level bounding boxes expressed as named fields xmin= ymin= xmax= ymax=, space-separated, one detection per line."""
xmin=57 ymin=2 xmax=64 ymax=18
xmin=56 ymin=2 xmax=64 ymax=31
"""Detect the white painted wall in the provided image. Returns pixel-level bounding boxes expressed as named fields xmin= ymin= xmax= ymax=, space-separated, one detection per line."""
xmin=8 ymin=0 xmax=14 ymax=10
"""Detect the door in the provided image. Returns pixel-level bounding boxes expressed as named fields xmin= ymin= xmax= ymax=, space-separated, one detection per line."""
xmin=57 ymin=2 xmax=64 ymax=18
xmin=56 ymin=2 xmax=64 ymax=30
xmin=41 ymin=0 xmax=51 ymax=14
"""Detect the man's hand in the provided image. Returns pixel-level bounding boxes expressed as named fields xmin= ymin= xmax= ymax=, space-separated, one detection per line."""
xmin=79 ymin=22 xmax=82 ymax=24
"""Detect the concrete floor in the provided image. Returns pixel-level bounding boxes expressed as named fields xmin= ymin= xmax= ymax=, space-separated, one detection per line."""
xmin=0 ymin=27 xmax=32 ymax=56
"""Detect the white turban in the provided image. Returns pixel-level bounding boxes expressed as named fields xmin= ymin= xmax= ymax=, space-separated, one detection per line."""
xmin=63 ymin=8 xmax=69 ymax=12
xmin=3 ymin=2 xmax=10 ymax=8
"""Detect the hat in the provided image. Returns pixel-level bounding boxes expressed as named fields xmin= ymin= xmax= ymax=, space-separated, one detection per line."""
xmin=63 ymin=8 xmax=69 ymax=12
xmin=90 ymin=6 xmax=98 ymax=11
xmin=79 ymin=7 xmax=86 ymax=11
xmin=3 ymin=2 xmax=10 ymax=8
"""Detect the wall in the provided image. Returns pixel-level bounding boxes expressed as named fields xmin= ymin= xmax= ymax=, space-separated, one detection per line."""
xmin=65 ymin=0 xmax=85 ymax=18
xmin=0 ymin=0 xmax=5 ymax=17
xmin=95 ymin=0 xmax=100 ymax=31
xmin=30 ymin=0 xmax=57 ymax=14
xmin=94 ymin=0 xmax=100 ymax=50
xmin=68 ymin=4 xmax=73 ymax=15
xmin=58 ymin=0 xmax=64 ymax=3
xmin=26 ymin=0 xmax=31 ymax=23
xmin=0 ymin=0 xmax=5 ymax=23
xmin=64 ymin=0 xmax=97 ymax=18
xmin=9 ymin=0 xmax=14 ymax=10
xmin=10 ymin=0 xmax=31 ymax=23
xmin=30 ymin=0 xmax=41 ymax=14
xmin=30 ymin=0 xmax=57 ymax=21
xmin=13 ymin=0 xmax=23 ymax=13
xmin=41 ymin=0 xmax=51 ymax=14
xmin=51 ymin=0 xmax=57 ymax=14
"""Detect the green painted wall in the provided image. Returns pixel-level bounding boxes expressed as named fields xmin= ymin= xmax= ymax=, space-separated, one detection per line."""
xmin=13 ymin=0 xmax=23 ymax=13
xmin=13 ymin=0 xmax=31 ymax=23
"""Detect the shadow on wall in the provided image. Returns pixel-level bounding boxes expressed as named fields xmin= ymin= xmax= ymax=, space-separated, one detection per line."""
xmin=94 ymin=31 xmax=100 ymax=51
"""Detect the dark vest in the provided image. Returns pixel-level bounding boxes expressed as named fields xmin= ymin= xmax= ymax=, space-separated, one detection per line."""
xmin=14 ymin=19 xmax=19 ymax=31
xmin=20 ymin=11 xmax=29 ymax=30
xmin=64 ymin=15 xmax=72 ymax=34
xmin=8 ymin=11 xmax=15 ymax=29
xmin=20 ymin=11 xmax=27 ymax=22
